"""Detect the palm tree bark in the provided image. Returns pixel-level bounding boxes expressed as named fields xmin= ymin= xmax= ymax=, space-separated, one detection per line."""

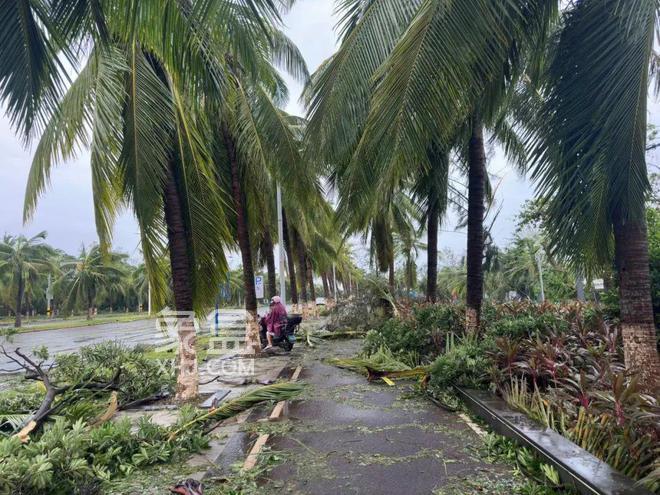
xmin=306 ymin=256 xmax=317 ymax=316
xmin=292 ymin=228 xmax=309 ymax=314
xmin=222 ymin=123 xmax=260 ymax=354
xmin=388 ymin=256 xmax=395 ymax=294
xmin=163 ymin=161 xmax=198 ymax=399
xmin=427 ymin=189 xmax=439 ymax=303
xmin=613 ymin=213 xmax=660 ymax=391
xmin=321 ymin=272 xmax=329 ymax=298
xmin=282 ymin=211 xmax=298 ymax=309
xmin=14 ymin=269 xmax=23 ymax=328
xmin=263 ymin=229 xmax=277 ymax=299
xmin=466 ymin=114 xmax=486 ymax=333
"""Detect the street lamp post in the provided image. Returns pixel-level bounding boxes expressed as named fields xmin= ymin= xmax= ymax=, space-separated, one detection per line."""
xmin=535 ymin=250 xmax=545 ymax=303
xmin=277 ymin=183 xmax=286 ymax=306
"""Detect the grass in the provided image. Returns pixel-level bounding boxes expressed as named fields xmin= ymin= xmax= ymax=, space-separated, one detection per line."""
xmin=143 ymin=334 xmax=214 ymax=362
xmin=1 ymin=312 xmax=154 ymax=333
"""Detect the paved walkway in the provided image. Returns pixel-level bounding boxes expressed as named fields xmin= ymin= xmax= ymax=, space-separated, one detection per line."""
xmin=264 ymin=340 xmax=523 ymax=495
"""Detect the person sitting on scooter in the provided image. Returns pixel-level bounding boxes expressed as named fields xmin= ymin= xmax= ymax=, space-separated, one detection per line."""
xmin=263 ymin=295 xmax=287 ymax=350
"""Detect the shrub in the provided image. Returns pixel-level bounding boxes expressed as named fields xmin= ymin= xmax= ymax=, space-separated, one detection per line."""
xmin=0 ymin=414 xmax=207 ymax=495
xmin=486 ymin=313 xmax=569 ymax=340
xmin=429 ymin=339 xmax=494 ymax=390
xmin=362 ymin=304 xmax=465 ymax=363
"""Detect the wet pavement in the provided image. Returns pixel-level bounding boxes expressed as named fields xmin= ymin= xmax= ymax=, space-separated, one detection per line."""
xmin=264 ymin=340 xmax=524 ymax=495
xmin=0 ymin=308 xmax=264 ymax=373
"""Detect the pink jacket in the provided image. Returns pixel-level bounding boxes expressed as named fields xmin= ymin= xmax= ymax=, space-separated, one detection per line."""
xmin=264 ymin=302 xmax=287 ymax=336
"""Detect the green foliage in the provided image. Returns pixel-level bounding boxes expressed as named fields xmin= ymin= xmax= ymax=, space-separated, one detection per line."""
xmin=52 ymin=342 xmax=174 ymax=407
xmin=483 ymin=433 xmax=570 ymax=494
xmin=487 ymin=313 xmax=568 ymax=340
xmin=0 ymin=414 xmax=206 ymax=495
xmin=0 ymin=387 xmax=44 ymax=416
xmin=428 ymin=339 xmax=493 ymax=390
xmin=647 ymin=200 xmax=660 ymax=328
xmin=486 ymin=303 xmax=659 ymax=491
xmin=362 ymin=304 xmax=465 ymax=362
xmin=0 ymin=380 xmax=303 ymax=494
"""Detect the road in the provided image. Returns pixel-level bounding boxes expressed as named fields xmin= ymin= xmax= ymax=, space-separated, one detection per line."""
xmin=0 ymin=308 xmax=266 ymax=373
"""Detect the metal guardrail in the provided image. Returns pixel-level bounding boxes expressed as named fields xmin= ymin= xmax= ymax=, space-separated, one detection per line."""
xmin=455 ymin=387 xmax=653 ymax=495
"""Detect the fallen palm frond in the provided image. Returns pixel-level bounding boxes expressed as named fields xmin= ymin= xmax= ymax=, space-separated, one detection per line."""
xmin=327 ymin=347 xmax=429 ymax=382
xmin=318 ymin=330 xmax=366 ymax=340
xmin=170 ymin=382 xmax=305 ymax=439
xmin=303 ymin=327 xmax=366 ymax=347
xmin=0 ymin=414 xmax=30 ymax=434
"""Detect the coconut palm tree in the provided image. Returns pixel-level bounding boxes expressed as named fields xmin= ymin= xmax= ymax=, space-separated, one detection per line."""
xmin=61 ymin=245 xmax=126 ymax=318
xmin=6 ymin=1 xmax=305 ymax=398
xmin=411 ymin=145 xmax=451 ymax=302
xmin=211 ymin=36 xmax=310 ymax=351
xmin=305 ymin=0 xmax=555 ymax=331
xmin=0 ymin=232 xmax=54 ymax=327
xmin=526 ymin=0 xmax=660 ymax=387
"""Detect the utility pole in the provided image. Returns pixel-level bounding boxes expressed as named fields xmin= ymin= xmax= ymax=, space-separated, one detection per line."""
xmin=535 ymin=251 xmax=545 ymax=303
xmin=576 ymin=270 xmax=585 ymax=302
xmin=46 ymin=274 xmax=53 ymax=317
xmin=277 ymin=183 xmax=286 ymax=306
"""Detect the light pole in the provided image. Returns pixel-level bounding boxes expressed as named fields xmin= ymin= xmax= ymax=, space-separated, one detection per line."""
xmin=148 ymin=282 xmax=152 ymax=315
xmin=46 ymin=274 xmax=53 ymax=317
xmin=535 ymin=250 xmax=545 ymax=303
xmin=332 ymin=263 xmax=337 ymax=300
xmin=277 ymin=183 xmax=286 ymax=306
xmin=576 ymin=270 xmax=585 ymax=302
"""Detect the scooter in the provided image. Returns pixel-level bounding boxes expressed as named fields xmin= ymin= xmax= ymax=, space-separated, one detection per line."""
xmin=259 ymin=314 xmax=303 ymax=352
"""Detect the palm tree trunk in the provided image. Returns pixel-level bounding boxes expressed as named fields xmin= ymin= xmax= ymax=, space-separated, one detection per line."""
xmin=163 ymin=161 xmax=198 ymax=399
xmin=388 ymin=256 xmax=395 ymax=294
xmin=321 ymin=272 xmax=330 ymax=298
xmin=613 ymin=213 xmax=660 ymax=391
xmin=306 ymin=256 xmax=317 ymax=316
xmin=263 ymin=229 xmax=277 ymax=299
xmin=292 ymin=229 xmax=309 ymax=315
xmin=222 ymin=123 xmax=260 ymax=354
xmin=14 ymin=270 xmax=23 ymax=328
xmin=282 ymin=211 xmax=298 ymax=310
xmin=466 ymin=114 xmax=486 ymax=334
xmin=427 ymin=188 xmax=439 ymax=303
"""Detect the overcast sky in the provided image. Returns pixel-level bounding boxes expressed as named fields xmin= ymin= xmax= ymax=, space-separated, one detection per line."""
xmin=0 ymin=0 xmax=657 ymax=269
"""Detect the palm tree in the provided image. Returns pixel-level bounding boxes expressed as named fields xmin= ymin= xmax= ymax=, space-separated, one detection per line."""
xmin=6 ymin=1 xmax=303 ymax=398
xmin=526 ymin=1 xmax=660 ymax=387
xmin=411 ymin=145 xmax=450 ymax=302
xmin=131 ymin=264 xmax=150 ymax=312
xmin=0 ymin=232 xmax=53 ymax=327
xmin=305 ymin=0 xmax=555 ymax=331
xmin=61 ymin=245 xmax=126 ymax=319
xmin=211 ymin=33 xmax=310 ymax=351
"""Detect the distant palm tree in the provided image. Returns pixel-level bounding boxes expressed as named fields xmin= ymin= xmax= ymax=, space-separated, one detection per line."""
xmin=0 ymin=232 xmax=53 ymax=327
xmin=61 ymin=245 xmax=126 ymax=319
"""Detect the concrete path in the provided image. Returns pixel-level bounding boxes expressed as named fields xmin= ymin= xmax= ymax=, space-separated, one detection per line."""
xmin=264 ymin=340 xmax=524 ymax=495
